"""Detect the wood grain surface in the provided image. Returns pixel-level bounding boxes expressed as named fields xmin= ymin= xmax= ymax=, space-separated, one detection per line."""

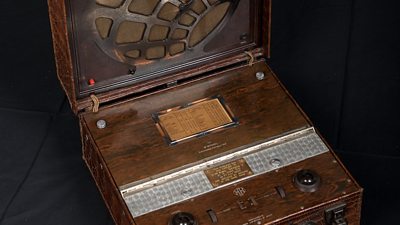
xmin=82 ymin=62 xmax=310 ymax=187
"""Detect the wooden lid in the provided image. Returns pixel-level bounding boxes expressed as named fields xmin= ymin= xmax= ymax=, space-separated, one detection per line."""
xmin=48 ymin=0 xmax=271 ymax=113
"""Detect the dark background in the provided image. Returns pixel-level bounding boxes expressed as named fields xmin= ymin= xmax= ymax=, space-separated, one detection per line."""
xmin=0 ymin=0 xmax=399 ymax=224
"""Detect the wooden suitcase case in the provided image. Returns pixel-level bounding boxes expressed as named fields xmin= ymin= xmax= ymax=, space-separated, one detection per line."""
xmin=47 ymin=0 xmax=363 ymax=224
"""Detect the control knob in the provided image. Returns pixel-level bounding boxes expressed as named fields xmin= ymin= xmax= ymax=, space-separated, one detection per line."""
xmin=293 ymin=169 xmax=321 ymax=192
xmin=169 ymin=212 xmax=198 ymax=225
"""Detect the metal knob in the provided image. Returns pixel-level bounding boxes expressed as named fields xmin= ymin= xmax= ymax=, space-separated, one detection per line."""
xmin=170 ymin=212 xmax=198 ymax=225
xmin=256 ymin=71 xmax=265 ymax=80
xmin=96 ymin=120 xmax=107 ymax=129
xmin=293 ymin=169 xmax=321 ymax=193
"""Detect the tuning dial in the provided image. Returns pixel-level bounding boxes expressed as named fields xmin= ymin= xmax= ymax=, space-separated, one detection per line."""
xmin=169 ymin=212 xmax=198 ymax=225
xmin=293 ymin=170 xmax=321 ymax=192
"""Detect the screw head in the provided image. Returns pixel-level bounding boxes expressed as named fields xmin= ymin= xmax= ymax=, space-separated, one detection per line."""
xmin=256 ymin=71 xmax=265 ymax=80
xmin=270 ymin=158 xmax=282 ymax=168
xmin=128 ymin=67 xmax=136 ymax=75
xmin=96 ymin=120 xmax=107 ymax=129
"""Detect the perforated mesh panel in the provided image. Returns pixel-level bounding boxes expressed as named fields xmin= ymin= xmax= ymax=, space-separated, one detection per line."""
xmin=93 ymin=0 xmax=237 ymax=62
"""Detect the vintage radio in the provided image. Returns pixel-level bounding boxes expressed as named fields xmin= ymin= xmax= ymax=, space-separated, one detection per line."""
xmin=47 ymin=0 xmax=363 ymax=224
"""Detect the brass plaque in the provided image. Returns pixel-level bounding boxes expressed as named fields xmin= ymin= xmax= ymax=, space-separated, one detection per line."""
xmin=205 ymin=159 xmax=254 ymax=188
xmin=156 ymin=98 xmax=235 ymax=143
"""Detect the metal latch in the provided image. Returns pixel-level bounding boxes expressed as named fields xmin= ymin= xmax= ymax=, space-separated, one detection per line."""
xmin=325 ymin=203 xmax=348 ymax=225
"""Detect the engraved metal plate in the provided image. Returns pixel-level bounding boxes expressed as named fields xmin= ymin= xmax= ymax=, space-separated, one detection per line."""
xmin=205 ymin=159 xmax=253 ymax=187
xmin=154 ymin=96 xmax=238 ymax=144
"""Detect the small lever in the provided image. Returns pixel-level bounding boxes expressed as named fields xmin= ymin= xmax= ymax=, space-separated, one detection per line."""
xmin=248 ymin=196 xmax=259 ymax=206
xmin=207 ymin=209 xmax=218 ymax=223
xmin=275 ymin=185 xmax=287 ymax=199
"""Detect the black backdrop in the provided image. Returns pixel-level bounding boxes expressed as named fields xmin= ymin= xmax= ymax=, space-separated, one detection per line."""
xmin=0 ymin=0 xmax=399 ymax=224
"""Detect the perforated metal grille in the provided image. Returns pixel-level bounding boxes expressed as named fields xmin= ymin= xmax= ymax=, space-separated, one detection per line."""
xmin=124 ymin=172 xmax=211 ymax=217
xmin=123 ymin=129 xmax=329 ymax=218
xmin=244 ymin=133 xmax=329 ymax=174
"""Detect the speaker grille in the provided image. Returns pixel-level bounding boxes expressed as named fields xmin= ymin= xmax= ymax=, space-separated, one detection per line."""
xmin=93 ymin=0 xmax=236 ymax=64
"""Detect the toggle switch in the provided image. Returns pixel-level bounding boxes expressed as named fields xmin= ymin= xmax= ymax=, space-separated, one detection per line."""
xmin=248 ymin=196 xmax=259 ymax=206
xmin=207 ymin=209 xmax=218 ymax=223
xmin=275 ymin=185 xmax=287 ymax=199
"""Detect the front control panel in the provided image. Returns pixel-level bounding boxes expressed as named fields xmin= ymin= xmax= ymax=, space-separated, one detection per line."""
xmin=134 ymin=152 xmax=360 ymax=225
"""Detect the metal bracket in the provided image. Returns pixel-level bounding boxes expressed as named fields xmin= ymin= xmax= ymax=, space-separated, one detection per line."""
xmin=325 ymin=203 xmax=348 ymax=225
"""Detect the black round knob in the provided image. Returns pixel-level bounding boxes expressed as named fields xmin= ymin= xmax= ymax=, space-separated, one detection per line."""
xmin=170 ymin=212 xmax=197 ymax=225
xmin=293 ymin=170 xmax=321 ymax=193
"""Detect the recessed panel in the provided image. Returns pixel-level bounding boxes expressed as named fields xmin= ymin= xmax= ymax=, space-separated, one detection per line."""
xmin=169 ymin=43 xmax=186 ymax=56
xmin=146 ymin=46 xmax=166 ymax=59
xmin=116 ymin=21 xmax=146 ymax=44
xmin=191 ymin=0 xmax=207 ymax=15
xmin=208 ymin=0 xmax=218 ymax=5
xmin=95 ymin=17 xmax=113 ymax=39
xmin=154 ymin=97 xmax=237 ymax=144
xmin=179 ymin=13 xmax=196 ymax=26
xmin=96 ymin=0 xmax=124 ymax=8
xmin=158 ymin=3 xmax=179 ymax=21
xmin=148 ymin=25 xmax=170 ymax=42
xmin=172 ymin=29 xmax=189 ymax=40
xmin=125 ymin=50 xmax=141 ymax=59
xmin=128 ymin=0 xmax=160 ymax=15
